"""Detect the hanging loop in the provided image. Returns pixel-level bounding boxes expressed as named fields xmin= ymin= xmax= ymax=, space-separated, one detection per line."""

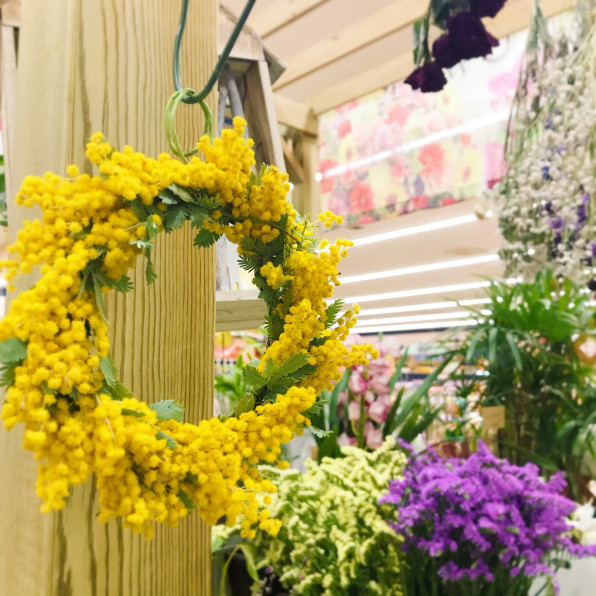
xmin=164 ymin=88 xmax=214 ymax=162
xmin=173 ymin=0 xmax=257 ymax=104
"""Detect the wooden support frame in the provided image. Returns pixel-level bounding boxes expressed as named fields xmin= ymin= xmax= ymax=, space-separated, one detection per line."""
xmin=0 ymin=1 xmax=216 ymax=594
xmin=274 ymin=93 xmax=318 ymax=136
xmin=216 ymin=290 xmax=266 ymax=332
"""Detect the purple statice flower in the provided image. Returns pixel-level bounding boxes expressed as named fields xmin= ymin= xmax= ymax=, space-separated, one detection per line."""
xmin=380 ymin=442 xmax=596 ymax=595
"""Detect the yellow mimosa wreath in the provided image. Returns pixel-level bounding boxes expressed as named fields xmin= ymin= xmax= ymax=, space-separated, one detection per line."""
xmin=0 ymin=117 xmax=375 ymax=538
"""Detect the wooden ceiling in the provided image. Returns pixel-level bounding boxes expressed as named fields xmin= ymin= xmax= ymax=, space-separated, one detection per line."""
xmin=225 ymin=0 xmax=576 ymax=119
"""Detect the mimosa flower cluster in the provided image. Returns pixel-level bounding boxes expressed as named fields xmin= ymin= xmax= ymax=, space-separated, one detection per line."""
xmin=0 ymin=117 xmax=375 ymax=537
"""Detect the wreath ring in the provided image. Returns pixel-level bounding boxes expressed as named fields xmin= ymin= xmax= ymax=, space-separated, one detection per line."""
xmin=0 ymin=92 xmax=374 ymax=538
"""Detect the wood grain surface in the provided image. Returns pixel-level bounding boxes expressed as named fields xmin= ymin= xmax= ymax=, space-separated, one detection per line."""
xmin=0 ymin=1 xmax=216 ymax=595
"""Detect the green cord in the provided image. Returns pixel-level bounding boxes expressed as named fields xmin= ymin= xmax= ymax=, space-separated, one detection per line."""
xmin=166 ymin=0 xmax=255 ymax=159
xmin=164 ymin=89 xmax=214 ymax=162
xmin=173 ymin=0 xmax=257 ymax=105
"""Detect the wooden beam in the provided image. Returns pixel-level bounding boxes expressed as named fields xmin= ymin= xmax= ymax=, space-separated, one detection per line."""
xmin=243 ymin=60 xmax=286 ymax=169
xmin=0 ymin=24 xmax=17 ymax=198
xmin=274 ymin=93 xmax=318 ymax=136
xmin=220 ymin=4 xmax=265 ymax=62
xmin=0 ymin=0 xmax=20 ymax=27
xmin=0 ymin=1 xmax=216 ymax=594
xmin=294 ymin=134 xmax=320 ymax=219
xmin=216 ymin=290 xmax=266 ymax=332
xmin=281 ymin=137 xmax=306 ymax=182
xmin=251 ymin=0 xmax=330 ymax=38
xmin=274 ymin=0 xmax=424 ymax=91
xmin=309 ymin=0 xmax=575 ymax=114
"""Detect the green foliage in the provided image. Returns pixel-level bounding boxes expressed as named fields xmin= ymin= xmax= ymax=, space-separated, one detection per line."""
xmin=0 ymin=338 xmax=26 ymax=389
xmin=149 ymin=399 xmax=185 ymax=423
xmin=324 ymin=299 xmax=344 ymax=328
xmin=99 ymin=355 xmax=118 ymax=387
xmin=453 ymin=271 xmax=596 ymax=499
xmin=214 ymin=355 xmax=250 ymax=415
xmin=177 ymin=489 xmax=197 ymax=510
xmin=234 ymin=393 xmax=256 ymax=415
xmin=144 ymin=247 xmax=158 ymax=284
xmin=100 ymin=379 xmax=133 ymax=400
xmin=222 ymin=352 xmax=316 ymax=415
xmin=311 ymin=350 xmax=450 ymax=460
xmin=113 ymin=275 xmax=133 ymax=293
xmin=121 ymin=408 xmax=145 ymax=418
xmin=0 ymin=337 xmax=28 ymax=364
xmin=155 ymin=429 xmax=178 ymax=450
xmin=193 ymin=228 xmax=220 ymax=248
xmin=384 ymin=352 xmax=450 ymax=441
xmin=163 ymin=204 xmax=188 ymax=231
xmin=97 ymin=354 xmax=134 ymax=400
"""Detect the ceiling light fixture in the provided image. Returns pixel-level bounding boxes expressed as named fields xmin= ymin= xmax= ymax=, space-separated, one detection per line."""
xmin=354 ymin=310 xmax=473 ymax=327
xmin=340 ymin=254 xmax=500 ymax=285
xmin=354 ymin=318 xmax=479 ymax=334
xmin=357 ymin=297 xmax=491 ymax=317
xmin=350 ymin=214 xmax=480 ymax=248
xmin=342 ymin=280 xmax=493 ymax=304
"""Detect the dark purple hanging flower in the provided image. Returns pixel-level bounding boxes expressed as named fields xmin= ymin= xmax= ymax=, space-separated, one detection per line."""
xmin=432 ymin=34 xmax=462 ymax=69
xmin=445 ymin=12 xmax=499 ymax=61
xmin=471 ymin=0 xmax=507 ymax=19
xmin=404 ymin=62 xmax=447 ymax=93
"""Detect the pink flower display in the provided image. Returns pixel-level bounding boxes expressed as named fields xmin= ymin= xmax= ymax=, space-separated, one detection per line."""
xmin=364 ymin=422 xmax=384 ymax=449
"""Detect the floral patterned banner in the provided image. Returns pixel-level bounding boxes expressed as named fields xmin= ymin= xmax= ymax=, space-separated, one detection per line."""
xmin=318 ymin=30 xmax=527 ymax=227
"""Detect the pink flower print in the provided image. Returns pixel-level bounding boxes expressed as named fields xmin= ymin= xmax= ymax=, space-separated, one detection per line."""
xmin=319 ymin=158 xmax=339 ymax=194
xmin=440 ymin=196 xmax=456 ymax=207
xmin=358 ymin=215 xmax=374 ymax=225
xmin=386 ymin=104 xmax=409 ymax=126
xmin=419 ymin=142 xmax=445 ymax=184
xmin=410 ymin=195 xmax=430 ymax=210
xmin=350 ymin=179 xmax=375 ymax=213
xmin=337 ymin=119 xmax=352 ymax=139
xmin=483 ymin=141 xmax=504 ymax=189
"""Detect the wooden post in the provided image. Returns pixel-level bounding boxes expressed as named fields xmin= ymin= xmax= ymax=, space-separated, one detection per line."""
xmin=0 ymin=1 xmax=216 ymax=595
xmin=294 ymin=133 xmax=321 ymax=220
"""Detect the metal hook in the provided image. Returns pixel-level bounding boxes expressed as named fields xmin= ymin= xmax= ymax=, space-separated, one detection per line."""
xmin=173 ymin=0 xmax=257 ymax=104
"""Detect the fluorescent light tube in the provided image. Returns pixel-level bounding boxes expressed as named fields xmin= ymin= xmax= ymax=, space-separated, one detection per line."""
xmin=351 ymin=214 xmax=479 ymax=248
xmin=341 ymin=254 xmax=500 ymax=285
xmin=357 ymin=298 xmax=490 ymax=317
xmin=354 ymin=319 xmax=479 ymax=334
xmin=342 ymin=280 xmax=493 ymax=304
xmin=355 ymin=310 xmax=473 ymax=327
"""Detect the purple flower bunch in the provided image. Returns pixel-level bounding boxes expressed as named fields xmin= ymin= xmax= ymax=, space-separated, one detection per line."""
xmin=381 ymin=442 xmax=596 ymax=595
xmin=405 ymin=0 xmax=507 ymax=94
